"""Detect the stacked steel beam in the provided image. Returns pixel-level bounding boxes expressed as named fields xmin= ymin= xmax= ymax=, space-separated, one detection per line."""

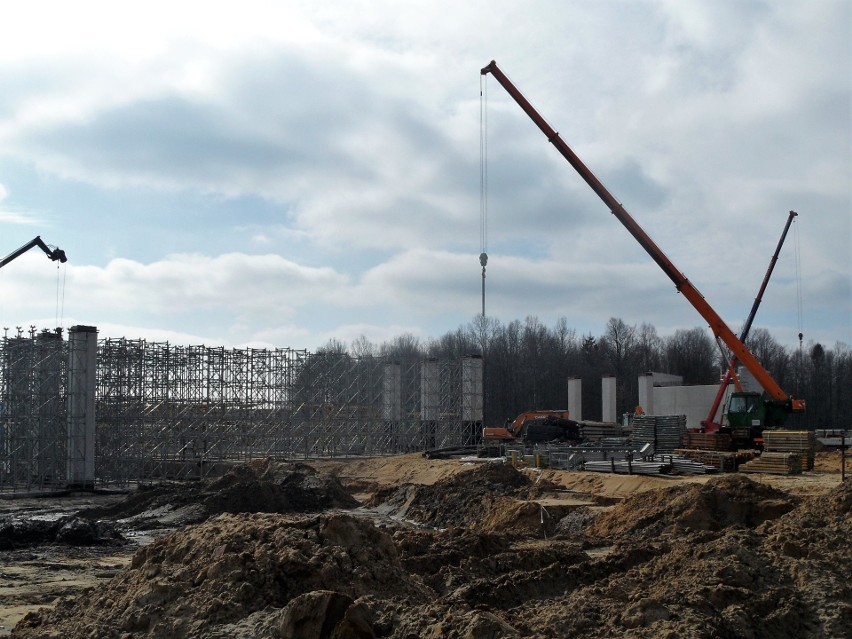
xmin=631 ymin=415 xmax=687 ymax=453
xmin=580 ymin=421 xmax=626 ymax=441
xmin=584 ymin=458 xmax=671 ymax=475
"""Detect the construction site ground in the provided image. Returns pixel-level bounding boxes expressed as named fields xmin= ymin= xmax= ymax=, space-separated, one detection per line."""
xmin=1 ymin=451 xmax=848 ymax=638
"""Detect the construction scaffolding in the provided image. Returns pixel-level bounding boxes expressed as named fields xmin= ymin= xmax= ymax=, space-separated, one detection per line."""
xmin=0 ymin=328 xmax=482 ymax=491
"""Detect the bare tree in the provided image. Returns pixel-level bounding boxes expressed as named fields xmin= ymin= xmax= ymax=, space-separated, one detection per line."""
xmin=663 ymin=328 xmax=717 ymax=384
xmin=379 ymin=333 xmax=423 ymax=360
xmin=636 ymin=322 xmax=663 ymax=372
xmin=349 ymin=334 xmax=376 ymax=358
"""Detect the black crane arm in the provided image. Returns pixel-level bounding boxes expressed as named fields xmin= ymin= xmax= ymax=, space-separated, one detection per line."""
xmin=0 ymin=236 xmax=67 ymax=269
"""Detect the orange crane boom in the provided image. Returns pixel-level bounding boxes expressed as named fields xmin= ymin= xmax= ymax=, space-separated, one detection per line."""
xmin=480 ymin=60 xmax=804 ymax=414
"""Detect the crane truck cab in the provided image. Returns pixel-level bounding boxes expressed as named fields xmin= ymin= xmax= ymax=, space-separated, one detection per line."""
xmin=724 ymin=391 xmax=796 ymax=448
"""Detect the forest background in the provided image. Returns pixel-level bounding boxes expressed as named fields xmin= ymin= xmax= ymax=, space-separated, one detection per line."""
xmin=321 ymin=316 xmax=850 ymax=431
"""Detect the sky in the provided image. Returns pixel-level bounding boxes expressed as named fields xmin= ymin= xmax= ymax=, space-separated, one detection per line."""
xmin=0 ymin=0 xmax=849 ymax=353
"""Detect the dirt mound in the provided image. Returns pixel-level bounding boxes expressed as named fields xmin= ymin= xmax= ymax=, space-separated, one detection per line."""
xmin=587 ymin=473 xmax=797 ymax=539
xmin=79 ymin=459 xmax=359 ymax=528
xmin=12 ymin=512 xmax=432 ymax=639
xmin=370 ymin=460 xmax=553 ymax=535
xmin=757 ymin=481 xmax=852 ymax=637
xmin=7 ymin=457 xmax=850 ymax=639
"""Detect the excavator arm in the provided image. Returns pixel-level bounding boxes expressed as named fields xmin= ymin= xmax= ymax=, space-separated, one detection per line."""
xmin=481 ymin=60 xmax=804 ymax=413
xmin=1 ymin=236 xmax=67 ymax=269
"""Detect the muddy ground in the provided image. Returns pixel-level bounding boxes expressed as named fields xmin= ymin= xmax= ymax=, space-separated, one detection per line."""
xmin=1 ymin=452 xmax=849 ymax=638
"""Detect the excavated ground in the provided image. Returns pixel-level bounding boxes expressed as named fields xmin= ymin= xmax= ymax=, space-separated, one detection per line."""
xmin=2 ymin=452 xmax=849 ymax=638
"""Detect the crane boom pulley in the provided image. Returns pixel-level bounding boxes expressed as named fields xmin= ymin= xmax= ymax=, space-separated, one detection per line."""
xmin=480 ymin=60 xmax=804 ymax=415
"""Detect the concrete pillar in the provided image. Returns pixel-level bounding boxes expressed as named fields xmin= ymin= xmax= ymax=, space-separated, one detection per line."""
xmin=638 ymin=373 xmax=655 ymax=415
xmin=67 ymin=325 xmax=97 ymax=488
xmin=567 ymin=377 xmax=582 ymax=421
xmin=601 ymin=375 xmax=617 ymax=423
xmin=382 ymin=362 xmax=402 ymax=420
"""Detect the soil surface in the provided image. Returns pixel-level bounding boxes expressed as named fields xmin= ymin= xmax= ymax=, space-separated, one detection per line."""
xmin=2 ymin=451 xmax=849 ymax=638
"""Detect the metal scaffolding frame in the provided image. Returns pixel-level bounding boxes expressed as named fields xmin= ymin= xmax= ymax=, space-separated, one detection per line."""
xmin=0 ymin=328 xmax=68 ymax=490
xmin=0 ymin=330 xmax=479 ymax=490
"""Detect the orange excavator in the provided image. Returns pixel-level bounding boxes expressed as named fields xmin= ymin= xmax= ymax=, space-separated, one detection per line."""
xmin=480 ymin=61 xmax=805 ymax=430
xmin=483 ymin=410 xmax=581 ymax=444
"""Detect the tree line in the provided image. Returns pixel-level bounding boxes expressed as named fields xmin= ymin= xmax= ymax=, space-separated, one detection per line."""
xmin=323 ymin=316 xmax=851 ymax=430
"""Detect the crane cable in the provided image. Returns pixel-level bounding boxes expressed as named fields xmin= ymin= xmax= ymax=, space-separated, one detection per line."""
xmin=793 ymin=216 xmax=804 ymax=393
xmin=55 ymin=256 xmax=67 ymax=332
xmin=479 ymin=74 xmax=488 ymax=317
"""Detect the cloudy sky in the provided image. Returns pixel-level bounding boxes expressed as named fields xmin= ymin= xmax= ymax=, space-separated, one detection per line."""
xmin=0 ymin=0 xmax=849 ymax=352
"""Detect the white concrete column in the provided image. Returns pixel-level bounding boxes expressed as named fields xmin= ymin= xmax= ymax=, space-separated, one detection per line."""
xmin=567 ymin=377 xmax=582 ymax=421
xmin=67 ymin=325 xmax=97 ymax=488
xmin=601 ymin=375 xmax=617 ymax=423
xmin=638 ymin=373 xmax=655 ymax=415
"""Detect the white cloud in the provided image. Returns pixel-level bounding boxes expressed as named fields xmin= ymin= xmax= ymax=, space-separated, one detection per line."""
xmin=0 ymin=0 xmax=847 ymax=352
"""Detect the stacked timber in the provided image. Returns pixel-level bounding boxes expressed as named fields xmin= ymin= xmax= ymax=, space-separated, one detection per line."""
xmin=739 ymin=451 xmax=802 ymax=475
xmin=685 ymin=432 xmax=733 ymax=451
xmin=631 ymin=414 xmax=687 ymax=453
xmin=763 ymin=430 xmax=815 ymax=470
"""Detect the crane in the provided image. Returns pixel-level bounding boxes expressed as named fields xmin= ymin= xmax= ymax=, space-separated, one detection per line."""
xmin=702 ymin=210 xmax=798 ymax=436
xmin=480 ymin=60 xmax=805 ymax=426
xmin=1 ymin=236 xmax=67 ymax=269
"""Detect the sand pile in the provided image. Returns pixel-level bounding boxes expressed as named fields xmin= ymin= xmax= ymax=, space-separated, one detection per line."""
xmin=370 ymin=460 xmax=557 ymax=536
xmin=13 ymin=512 xmax=432 ymax=639
xmin=586 ymin=473 xmax=798 ymax=539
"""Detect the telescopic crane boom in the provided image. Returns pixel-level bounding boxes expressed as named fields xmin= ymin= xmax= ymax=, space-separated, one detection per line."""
xmin=1 ymin=236 xmax=67 ymax=269
xmin=480 ymin=60 xmax=804 ymax=417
